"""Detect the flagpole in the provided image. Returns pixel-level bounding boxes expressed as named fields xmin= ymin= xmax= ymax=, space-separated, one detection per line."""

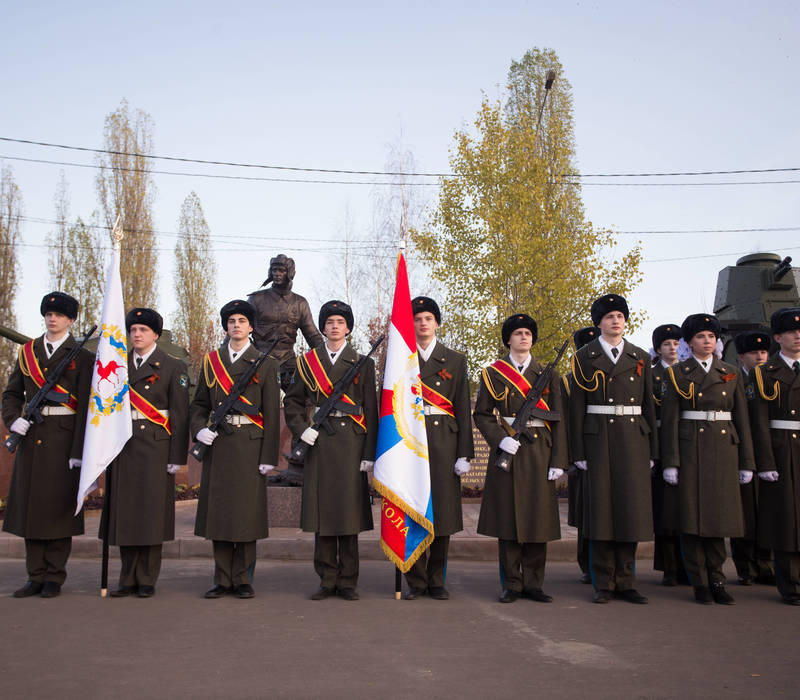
xmin=100 ymin=214 xmax=123 ymax=597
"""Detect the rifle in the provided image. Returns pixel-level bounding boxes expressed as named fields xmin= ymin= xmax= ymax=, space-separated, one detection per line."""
xmin=189 ymin=337 xmax=280 ymax=461
xmin=494 ymin=339 xmax=569 ymax=472
xmin=290 ymin=335 xmax=385 ymax=465
xmin=4 ymin=325 xmax=98 ymax=453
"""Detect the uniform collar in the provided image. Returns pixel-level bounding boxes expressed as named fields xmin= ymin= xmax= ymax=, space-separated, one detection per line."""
xmin=418 ymin=337 xmax=437 ymax=363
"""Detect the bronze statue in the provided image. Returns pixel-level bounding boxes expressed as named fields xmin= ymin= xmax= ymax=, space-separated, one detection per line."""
xmin=247 ymin=254 xmax=323 ymax=391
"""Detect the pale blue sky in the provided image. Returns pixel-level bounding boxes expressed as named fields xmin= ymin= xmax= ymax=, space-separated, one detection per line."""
xmin=2 ymin=0 xmax=798 ymax=349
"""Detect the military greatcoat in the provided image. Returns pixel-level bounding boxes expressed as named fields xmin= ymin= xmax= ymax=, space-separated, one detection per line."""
xmin=474 ymin=355 xmax=565 ymax=543
xmin=651 ymin=361 xmax=681 ymax=535
xmin=750 ymin=355 xmax=800 ymax=551
xmin=2 ymin=335 xmax=92 ymax=538
xmin=419 ymin=342 xmax=473 ymax=536
xmin=191 ymin=344 xmax=280 ymax=542
xmin=567 ymin=339 xmax=658 ymax=542
xmin=661 ymin=356 xmax=755 ymax=538
xmin=283 ymin=343 xmax=377 ymax=536
xmin=101 ymin=347 xmax=190 ymax=546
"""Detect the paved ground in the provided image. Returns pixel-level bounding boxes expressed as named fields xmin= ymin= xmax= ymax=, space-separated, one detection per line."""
xmin=0 ymin=557 xmax=795 ymax=699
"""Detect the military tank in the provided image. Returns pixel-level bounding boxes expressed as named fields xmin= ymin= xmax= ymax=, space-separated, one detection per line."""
xmin=713 ymin=253 xmax=799 ymax=362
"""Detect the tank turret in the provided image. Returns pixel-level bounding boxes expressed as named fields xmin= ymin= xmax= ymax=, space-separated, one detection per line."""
xmin=713 ymin=252 xmax=799 ymax=361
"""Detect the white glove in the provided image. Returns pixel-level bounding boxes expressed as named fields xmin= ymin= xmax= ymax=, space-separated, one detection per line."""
xmin=300 ymin=427 xmax=319 ymax=445
xmin=196 ymin=428 xmax=218 ymax=446
xmin=454 ymin=458 xmax=471 ymax=476
xmin=649 ymin=459 xmax=655 ymax=470
xmin=547 ymin=467 xmax=564 ymax=481
xmin=758 ymin=471 xmax=779 ymax=482
xmin=10 ymin=417 xmax=31 ymax=435
xmin=574 ymin=460 xmax=588 ymax=471
xmin=167 ymin=464 xmax=182 ymax=475
xmin=663 ymin=467 xmax=678 ymax=485
xmin=68 ymin=458 xmax=81 ymax=470
xmin=499 ymin=436 xmax=521 ymax=455
xmin=359 ymin=460 xmax=374 ymax=472
xmin=259 ymin=464 xmax=275 ymax=475
xmin=738 ymin=470 xmax=753 ymax=485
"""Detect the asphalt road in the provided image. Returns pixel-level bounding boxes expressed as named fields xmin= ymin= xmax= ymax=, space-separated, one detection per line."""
xmin=0 ymin=558 xmax=795 ymax=699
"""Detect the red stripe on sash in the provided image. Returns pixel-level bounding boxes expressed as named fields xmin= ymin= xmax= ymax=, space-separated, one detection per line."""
xmin=489 ymin=359 xmax=551 ymax=430
xmin=21 ymin=340 xmax=78 ymax=411
xmin=420 ymin=382 xmax=455 ymax=417
xmin=206 ymin=350 xmax=264 ymax=429
xmin=130 ymin=388 xmax=171 ymax=434
xmin=302 ymin=349 xmax=367 ymax=430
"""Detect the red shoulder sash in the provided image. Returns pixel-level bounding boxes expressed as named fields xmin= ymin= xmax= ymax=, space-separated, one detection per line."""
xmin=298 ymin=348 xmax=367 ymax=430
xmin=19 ymin=340 xmax=78 ymax=411
xmin=205 ymin=350 xmax=264 ymax=429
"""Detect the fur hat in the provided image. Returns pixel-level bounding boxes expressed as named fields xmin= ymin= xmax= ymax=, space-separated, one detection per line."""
xmin=652 ymin=323 xmax=682 ymax=351
xmin=125 ymin=307 xmax=163 ymax=336
xmin=319 ymin=300 xmax=353 ymax=334
xmin=501 ymin=314 xmax=537 ymax=348
xmin=220 ymin=299 xmax=256 ymax=330
xmin=573 ymin=327 xmax=599 ymax=350
xmin=411 ymin=296 xmax=441 ymax=325
xmin=590 ymin=294 xmax=629 ymax=326
xmin=771 ymin=307 xmax=800 ymax=335
xmin=681 ymin=313 xmax=721 ymax=342
xmin=40 ymin=291 xmax=78 ymax=320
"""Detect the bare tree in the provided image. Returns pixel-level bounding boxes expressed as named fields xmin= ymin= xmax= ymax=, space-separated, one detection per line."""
xmin=173 ymin=191 xmax=218 ymax=376
xmin=46 ymin=175 xmax=105 ymax=330
xmin=95 ymin=99 xmax=158 ymax=308
xmin=0 ymin=165 xmax=23 ymax=386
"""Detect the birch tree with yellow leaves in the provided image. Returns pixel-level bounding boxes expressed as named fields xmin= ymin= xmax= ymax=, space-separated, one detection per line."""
xmin=413 ymin=48 xmax=643 ymax=375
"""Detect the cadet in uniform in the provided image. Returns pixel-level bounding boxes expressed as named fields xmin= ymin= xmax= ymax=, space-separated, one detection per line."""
xmin=661 ymin=314 xmax=755 ymax=605
xmin=2 ymin=292 xmax=92 ymax=598
xmin=191 ymin=300 xmax=280 ymax=599
xmin=474 ymin=314 xmax=565 ymax=603
xmin=564 ymin=326 xmax=599 ymax=584
xmin=403 ymin=296 xmax=474 ymax=601
xmin=731 ymin=330 xmax=774 ymax=586
xmin=283 ymin=300 xmax=377 ymax=601
xmin=568 ymin=294 xmax=657 ymax=604
xmin=650 ymin=323 xmax=689 ymax=587
xmin=749 ymin=308 xmax=800 ymax=605
xmin=101 ymin=308 xmax=189 ymax=597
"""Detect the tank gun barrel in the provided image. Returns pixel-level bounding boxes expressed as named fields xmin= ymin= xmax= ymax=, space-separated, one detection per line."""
xmin=0 ymin=325 xmax=32 ymax=345
xmin=773 ymin=256 xmax=793 ymax=282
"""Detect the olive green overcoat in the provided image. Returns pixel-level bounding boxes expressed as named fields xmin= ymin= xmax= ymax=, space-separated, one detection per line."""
xmin=661 ymin=356 xmax=754 ymax=538
xmin=419 ymin=342 xmax=473 ymax=536
xmin=749 ymin=355 xmax=800 ymax=551
xmin=191 ymin=344 xmax=280 ymax=542
xmin=100 ymin=347 xmax=189 ymax=546
xmin=475 ymin=355 xmax=565 ymax=543
xmin=283 ymin=343 xmax=377 ymax=536
xmin=568 ymin=339 xmax=658 ymax=542
xmin=2 ymin=335 xmax=92 ymax=538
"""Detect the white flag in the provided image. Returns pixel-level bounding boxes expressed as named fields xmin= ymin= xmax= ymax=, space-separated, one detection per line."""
xmin=76 ymin=240 xmax=131 ymax=513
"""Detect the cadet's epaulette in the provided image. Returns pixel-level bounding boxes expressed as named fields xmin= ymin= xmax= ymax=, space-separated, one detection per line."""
xmin=753 ymin=364 xmax=779 ymax=402
xmin=668 ymin=364 xmax=695 ymax=402
xmin=481 ymin=366 xmax=509 ymax=402
xmin=561 ymin=374 xmax=571 ymax=398
xmin=570 ymin=352 xmax=604 ymax=393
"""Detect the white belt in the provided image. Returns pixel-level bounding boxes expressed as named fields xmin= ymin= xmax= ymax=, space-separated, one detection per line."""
xmin=586 ymin=405 xmax=642 ymax=416
xmin=657 ymin=419 xmax=662 ymax=428
xmin=41 ymin=406 xmax=76 ymax=416
xmin=131 ymin=409 xmax=169 ymax=421
xmin=681 ymin=410 xmax=731 ymax=422
xmin=225 ymin=414 xmax=250 ymax=425
xmin=503 ymin=416 xmax=546 ymax=428
xmin=770 ymin=419 xmax=800 ymax=430
xmin=424 ymin=406 xmax=449 ymax=416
